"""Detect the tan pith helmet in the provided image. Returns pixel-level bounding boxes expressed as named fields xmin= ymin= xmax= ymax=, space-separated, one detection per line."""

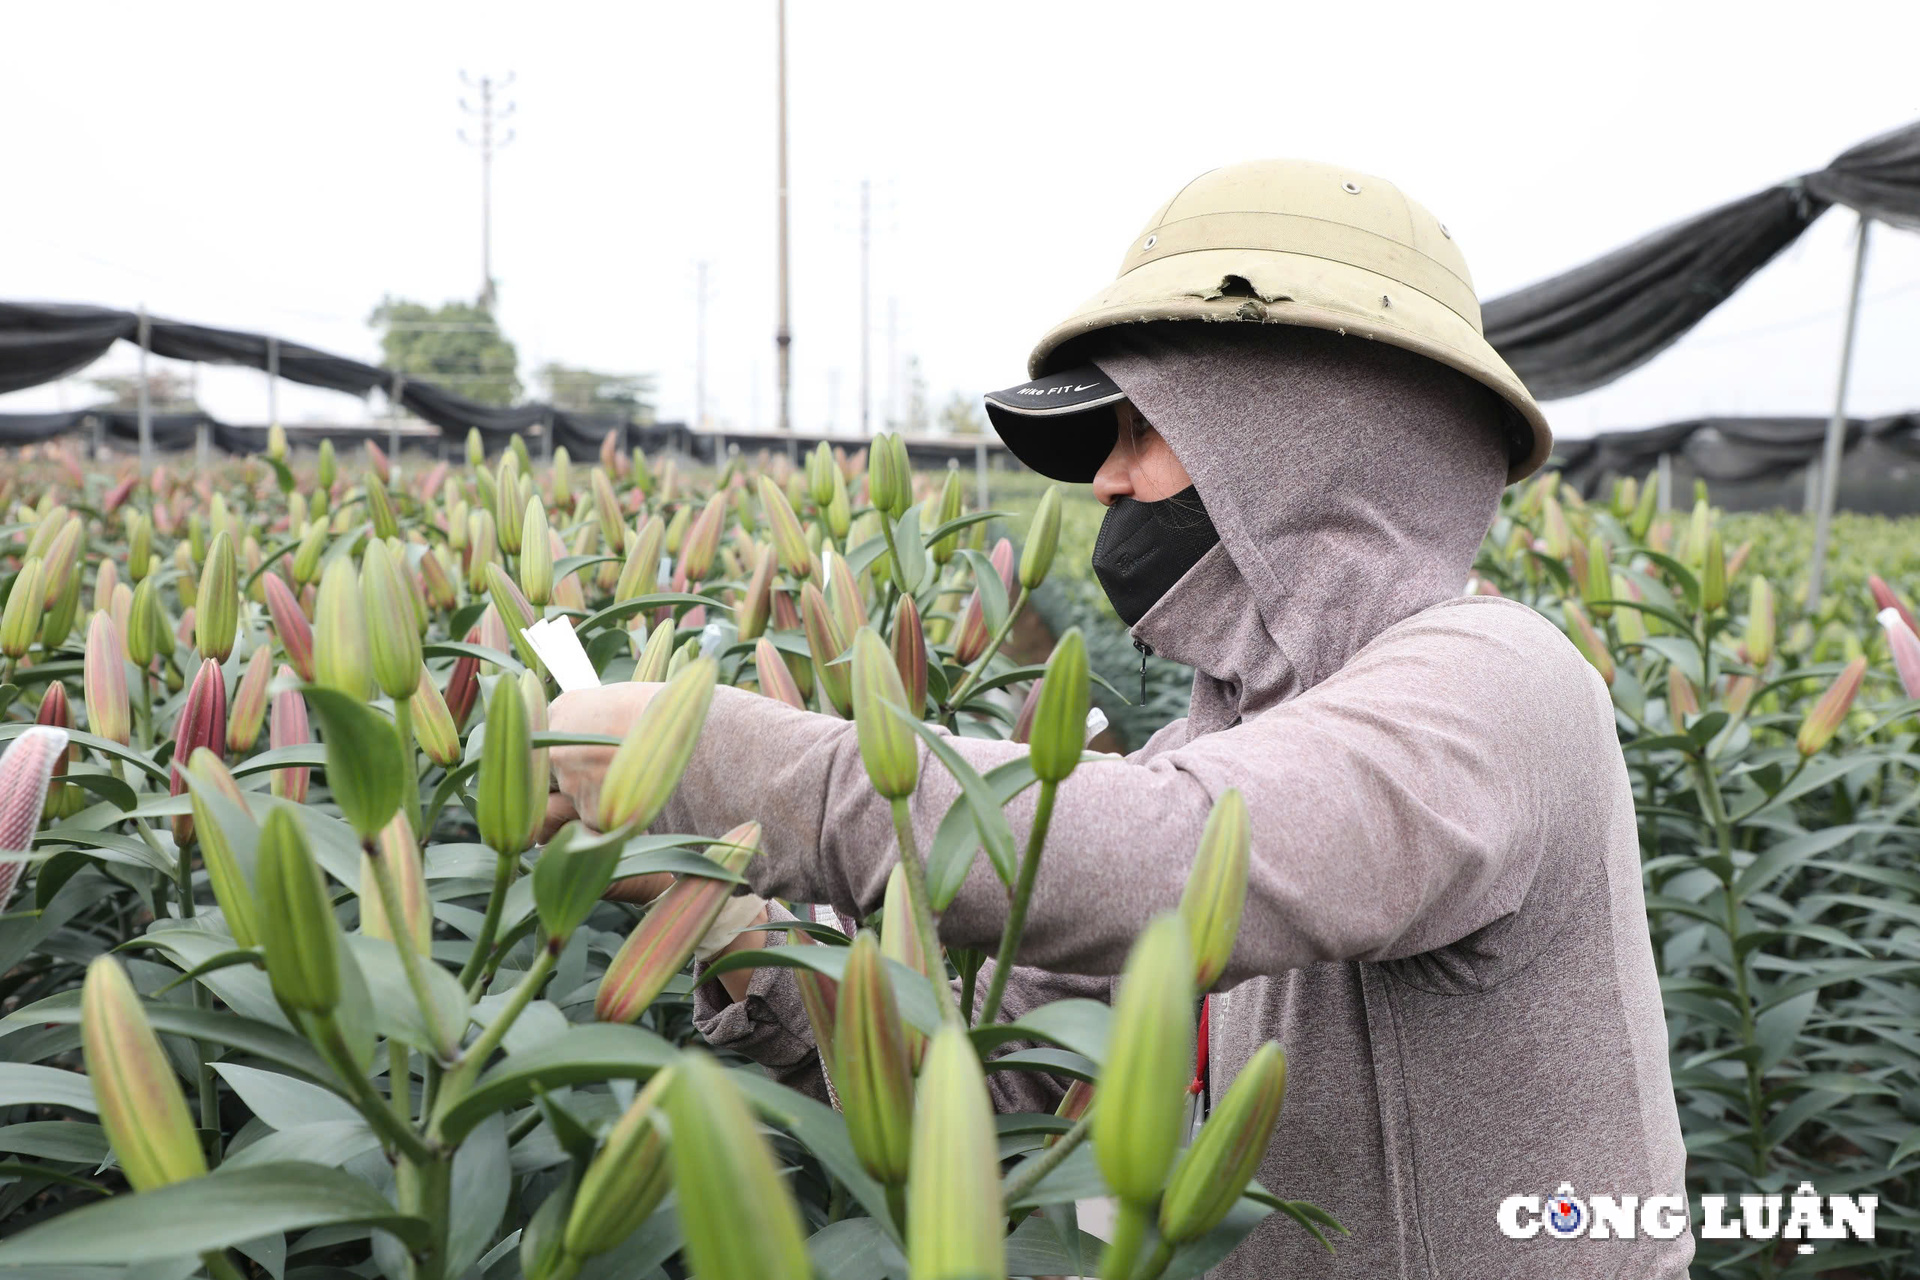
xmin=988 ymin=159 xmax=1552 ymax=483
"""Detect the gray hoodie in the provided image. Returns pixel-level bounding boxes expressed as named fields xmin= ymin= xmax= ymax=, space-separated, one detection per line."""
xmin=668 ymin=324 xmax=1693 ymax=1278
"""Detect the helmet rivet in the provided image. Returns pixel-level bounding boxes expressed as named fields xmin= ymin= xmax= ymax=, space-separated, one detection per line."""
xmin=1439 ymin=222 xmax=1452 ymax=239
xmin=1341 ymin=181 xmax=1362 ymax=194
xmin=1381 ymin=295 xmax=1391 ymax=307
xmin=1142 ymin=234 xmax=1158 ymax=250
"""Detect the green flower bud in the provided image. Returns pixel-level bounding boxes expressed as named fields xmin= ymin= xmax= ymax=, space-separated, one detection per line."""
xmin=83 ymin=611 xmax=131 ymax=746
xmin=291 ymin=520 xmax=328 ymax=586
xmin=930 ymin=469 xmax=964 ymax=566
xmin=359 ymin=540 xmax=422 ymax=701
xmin=595 ymin=821 xmax=758 ymax=1022
xmin=835 ymin=931 xmax=915 ymax=1185
xmin=187 ymin=512 xmax=208 ymax=567
xmin=127 ymin=510 xmax=153 ymax=582
xmin=1797 ymin=655 xmax=1867 ymax=756
xmin=185 ymin=749 xmax=260 ymax=947
xmin=758 ymin=475 xmax=811 ymax=578
xmin=1094 ymin=912 xmax=1195 ymax=1205
xmin=39 ymin=555 xmax=83 ymax=651
xmin=485 ymin=562 xmax=544 ymax=673
xmin=665 ymin=1052 xmax=812 ymax=1280
xmin=826 ymin=466 xmax=851 ymax=540
xmin=754 ymin=636 xmax=806 ymax=709
xmin=737 ymin=543 xmax=775 ymax=641
xmin=867 ymin=433 xmax=901 ymax=516
xmin=411 ymin=665 xmax=462 ymax=766
xmin=1019 ymin=484 xmax=1062 ymax=589
xmin=266 ymin=422 xmax=288 ymax=461
xmin=1563 ymin=600 xmax=1614 ymax=687
xmin=1028 ymin=628 xmax=1089 ymax=784
xmin=1580 ymin=533 xmax=1612 ymax=618
xmin=466 ymin=427 xmax=486 ymax=469
xmin=126 ymin=574 xmax=163 ymax=668
xmin=808 ymin=440 xmax=837 ymax=507
xmin=477 ymin=677 xmax=540 ymax=855
xmin=1 ymin=559 xmax=47 ymax=659
xmin=596 ymin=656 xmax=719 ymax=832
xmin=907 ymin=1025 xmax=1005 ymax=1280
xmin=1180 ymin=787 xmax=1249 ymax=991
xmin=614 ymin=514 xmax=666 ymax=602
xmin=851 ymin=627 xmax=919 ymax=800
xmin=591 ymin=467 xmax=626 ymax=555
xmin=1746 ymin=576 xmax=1775 ymax=668
xmin=1701 ymin=527 xmax=1727 ymax=612
xmin=563 ymin=1067 xmax=675 ymax=1259
xmin=495 ymin=461 xmax=524 ymax=556
xmin=257 ymin=805 xmax=341 ymax=1014
xmin=365 ymin=476 xmax=399 ymax=541
xmin=317 ymin=438 xmax=337 ymax=490
xmin=518 ymin=496 xmax=554 ymax=607
xmin=314 ymin=557 xmax=372 ymax=700
xmin=1159 ymin=1041 xmax=1288 ymax=1244
xmin=885 ymin=434 xmax=913 ymax=518
xmin=678 ymin=492 xmax=726 ymax=583
xmin=81 ymin=956 xmax=209 ymax=1192
xmin=361 ymin=811 xmax=433 ymax=955
xmin=632 ymin=614 xmax=677 ymax=682
xmin=466 ymin=508 xmax=498 ymax=593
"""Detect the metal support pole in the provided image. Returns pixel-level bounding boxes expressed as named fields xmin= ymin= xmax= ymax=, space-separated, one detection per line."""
xmin=389 ymin=375 xmax=405 ymax=464
xmin=695 ymin=261 xmax=709 ymax=433
xmin=975 ymin=439 xmax=989 ymax=511
xmin=195 ymin=418 xmax=210 ymax=470
xmin=773 ymin=0 xmax=792 ymax=435
xmin=267 ymin=336 xmax=280 ymax=430
xmin=136 ymin=304 xmax=153 ymax=476
xmin=1656 ymin=453 xmax=1673 ymax=513
xmin=860 ymin=178 xmax=871 ymax=436
xmin=1806 ymin=215 xmax=1872 ymax=613
xmin=542 ymin=410 xmax=553 ymax=464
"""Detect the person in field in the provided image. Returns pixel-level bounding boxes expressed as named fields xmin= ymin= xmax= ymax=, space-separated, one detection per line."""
xmin=547 ymin=160 xmax=1691 ymax=1279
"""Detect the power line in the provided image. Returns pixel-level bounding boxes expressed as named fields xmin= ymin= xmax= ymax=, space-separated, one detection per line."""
xmin=459 ymin=71 xmax=516 ymax=312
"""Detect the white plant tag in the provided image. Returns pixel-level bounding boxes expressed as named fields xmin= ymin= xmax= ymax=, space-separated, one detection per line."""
xmin=522 ymin=617 xmax=600 ymax=692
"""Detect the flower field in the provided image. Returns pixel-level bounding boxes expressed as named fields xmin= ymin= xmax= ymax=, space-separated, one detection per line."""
xmin=0 ymin=433 xmax=1915 ymax=1279
xmin=0 ymin=433 xmax=1325 ymax=1280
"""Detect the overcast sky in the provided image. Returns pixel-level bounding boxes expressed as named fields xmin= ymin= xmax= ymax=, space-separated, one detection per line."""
xmin=6 ymin=1 xmax=1917 ymax=441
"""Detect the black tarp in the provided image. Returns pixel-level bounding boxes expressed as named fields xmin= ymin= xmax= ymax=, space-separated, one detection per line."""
xmin=1485 ymin=120 xmax=1920 ymax=400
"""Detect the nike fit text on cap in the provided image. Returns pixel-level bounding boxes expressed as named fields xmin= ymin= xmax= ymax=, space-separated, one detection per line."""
xmin=981 ymin=364 xmax=1126 ymax=484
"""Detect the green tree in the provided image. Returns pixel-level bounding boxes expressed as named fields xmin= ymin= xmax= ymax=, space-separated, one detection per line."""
xmin=368 ymin=297 xmax=522 ymax=407
xmin=937 ymin=391 xmax=986 ymax=436
xmin=88 ymin=369 xmax=198 ymax=413
xmin=537 ymin=362 xmax=656 ymax=421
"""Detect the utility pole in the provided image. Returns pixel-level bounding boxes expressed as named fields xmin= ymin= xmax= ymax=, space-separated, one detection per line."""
xmin=1806 ymin=215 xmax=1873 ymax=612
xmin=887 ymin=296 xmax=899 ymax=431
xmin=860 ymin=178 xmax=871 ymax=436
xmin=459 ymin=71 xmax=516 ymax=312
xmin=695 ymin=261 xmax=709 ymax=433
xmin=774 ymin=0 xmax=793 ymax=438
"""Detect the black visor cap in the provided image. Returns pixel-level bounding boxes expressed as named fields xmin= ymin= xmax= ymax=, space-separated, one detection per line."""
xmin=982 ymin=364 xmax=1124 ymax=483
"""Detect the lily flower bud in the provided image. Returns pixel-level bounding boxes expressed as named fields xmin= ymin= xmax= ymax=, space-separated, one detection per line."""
xmin=1 ymin=558 xmax=47 ymax=658
xmin=361 ymin=539 xmax=423 ymax=700
xmin=1580 ymin=533 xmax=1612 ymax=617
xmin=84 ymin=611 xmax=131 ymax=746
xmin=595 ymin=821 xmax=759 ymax=1022
xmin=1745 ymin=577 xmax=1775 ymax=668
xmin=519 ymin=495 xmax=554 ymax=606
xmin=40 ymin=515 xmax=85 ymax=608
xmin=1798 ymin=656 xmax=1868 ymax=756
xmin=1701 ymin=528 xmax=1727 ymax=612
xmin=256 ymin=805 xmax=340 ymax=1013
xmin=737 ymin=543 xmax=775 ymax=641
xmin=632 ymin=615 xmax=677 ymax=682
xmin=677 ymin=492 xmax=726 ymax=583
xmin=1012 ymin=677 xmax=1044 ymax=744
xmin=185 ymin=749 xmax=260 ymax=947
xmin=0 ymin=726 xmax=67 ymax=905
xmin=320 ymin=439 xmax=341 ymax=492
xmin=364 ymin=438 xmax=390 ymax=486
xmin=127 ymin=511 xmax=153 ymax=582
xmin=591 ymin=467 xmax=626 ymax=555
xmin=1878 ymin=608 xmax=1920 ymax=699
xmin=801 ymin=582 xmax=853 ymax=717
xmin=563 ymin=1068 xmax=676 ymax=1260
xmin=809 ymin=440 xmax=837 ymax=507
xmin=907 ymin=1025 xmax=1006 ymax=1280
xmin=822 ymin=549 xmax=866 ymax=640
xmin=227 ymin=644 xmax=274 ymax=752
xmin=362 ymin=811 xmax=433 ymax=954
xmin=851 ymin=627 xmax=920 ymax=800
xmin=39 ymin=555 xmax=83 ymax=651
xmin=81 ymin=956 xmax=209 ymax=1192
xmin=754 ymin=636 xmax=806 ymax=709
xmin=879 ymin=865 xmax=930 ymax=1067
xmin=520 ymin=668 xmax=551 ymax=800
xmin=1667 ymin=666 xmax=1699 ymax=722
xmin=1019 ymin=484 xmax=1062 ymax=589
xmin=614 ymin=514 xmax=666 ymax=602
xmin=596 ymin=657 xmax=719 ymax=832
xmin=466 ymin=508 xmax=498 ymax=593
xmin=1159 ymin=1041 xmax=1288 ymax=1244
xmin=261 ymin=572 xmax=313 ymax=682
xmin=665 ymin=1052 xmax=812 ymax=1280
xmin=758 ymin=475 xmax=811 ymax=578
xmin=266 ymin=421 xmax=288 ymax=461
xmin=269 ymin=672 xmax=311 ymax=802
xmin=1611 ymin=574 xmax=1647 ymax=643
xmin=466 ymin=427 xmax=486 ymax=469
xmin=170 ymin=659 xmax=228 ymax=843
xmin=477 ymin=678 xmax=540 ymax=855
xmin=314 ymin=557 xmax=372 ymax=700
xmin=1028 ymin=628 xmax=1090 ymax=784
xmin=291 ymin=520 xmax=328 ymax=586
xmin=1869 ymin=575 xmax=1920 ymax=637
xmin=126 ymin=575 xmax=163 ymax=668
xmin=929 ymin=470 xmax=964 ymax=566
xmin=1094 ymin=913 xmax=1195 ymax=1206
xmin=1540 ymin=491 xmax=1571 ymax=560
xmin=835 ymin=931 xmax=916 ymax=1185
xmin=417 ymin=545 xmax=457 ymax=612
xmin=485 ymin=562 xmax=543 ymax=674
xmin=1562 ymin=601 xmax=1614 ymax=687
xmin=93 ymin=559 xmax=118 ymax=617
xmin=1180 ymin=787 xmax=1249 ymax=991
xmin=891 ymin=594 xmax=928 ymax=717
xmin=409 ymin=665 xmax=462 ymax=766
xmin=663 ymin=503 xmax=692 ymax=557
xmin=365 ymin=476 xmax=399 ymax=542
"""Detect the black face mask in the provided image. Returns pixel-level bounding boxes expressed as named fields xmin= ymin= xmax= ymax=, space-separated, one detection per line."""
xmin=1091 ymin=485 xmax=1221 ymax=627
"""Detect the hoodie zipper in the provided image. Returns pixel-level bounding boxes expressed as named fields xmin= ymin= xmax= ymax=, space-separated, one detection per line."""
xmin=1133 ymin=639 xmax=1152 ymax=705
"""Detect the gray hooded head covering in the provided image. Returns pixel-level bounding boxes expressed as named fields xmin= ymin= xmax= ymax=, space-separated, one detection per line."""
xmin=1087 ymin=323 xmax=1508 ymax=737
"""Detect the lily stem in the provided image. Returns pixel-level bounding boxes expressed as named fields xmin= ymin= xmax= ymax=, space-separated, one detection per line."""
xmin=889 ymin=796 xmax=961 ymax=1026
xmin=458 ymin=848 xmax=519 ymax=993
xmin=978 ymin=780 xmax=1057 ymax=1026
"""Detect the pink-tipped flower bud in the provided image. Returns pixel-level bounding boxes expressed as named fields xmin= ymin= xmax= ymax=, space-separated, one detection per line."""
xmin=737 ymin=543 xmax=776 ymax=642
xmin=84 ymin=610 xmax=131 ymax=746
xmin=262 ymin=571 xmax=313 ymax=680
xmin=677 ymin=492 xmax=726 ymax=584
xmin=81 ymin=955 xmax=209 ymax=1192
xmin=801 ymin=582 xmax=853 ymax=717
xmin=445 ymin=630 xmax=482 ymax=728
xmin=891 ymin=594 xmax=928 ymax=718
xmin=834 ymin=930 xmax=916 ymax=1185
xmin=1797 ymin=656 xmax=1868 ymax=757
xmin=269 ymin=672 xmax=311 ymax=803
xmin=362 ymin=539 xmax=423 ymax=700
xmin=1870 ymin=575 xmax=1920 ymax=639
xmin=313 ymin=557 xmax=371 ymax=700
xmin=758 ymin=474 xmax=811 ymax=578
xmin=595 ymin=821 xmax=760 ymax=1023
xmin=227 ymin=644 xmax=274 ymax=753
xmin=362 ymin=811 xmax=433 ymax=955
xmin=411 ymin=665 xmax=463 ymax=766
xmin=754 ymin=636 xmax=806 ymax=709
xmin=1563 ymin=601 xmax=1615 ymax=687
xmin=170 ymin=658 xmax=228 ymax=844
xmin=1880 ymin=608 xmax=1920 ymax=700
xmin=0 ymin=726 xmax=67 ymax=908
